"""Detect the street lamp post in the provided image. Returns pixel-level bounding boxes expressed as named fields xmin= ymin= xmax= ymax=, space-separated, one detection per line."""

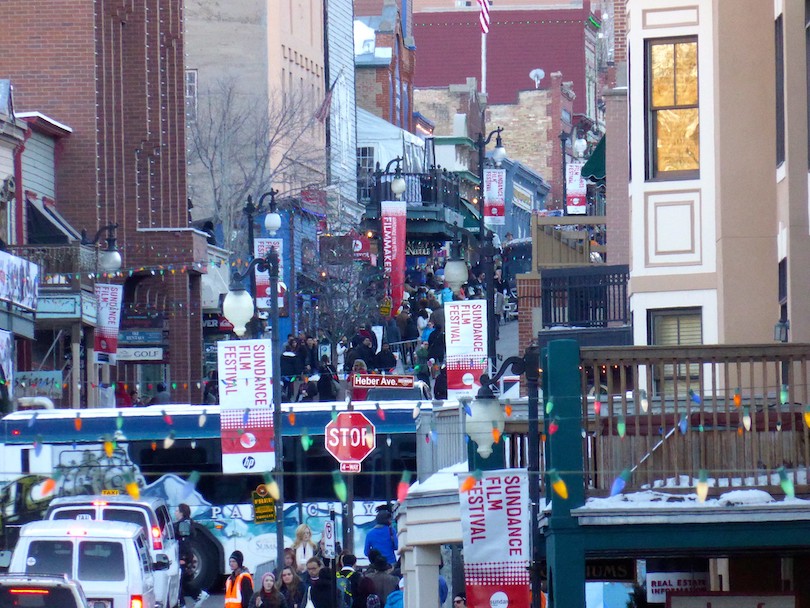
xmin=475 ymin=128 xmax=507 ymax=372
xmin=81 ymin=223 xmax=123 ymax=273
xmin=221 ymin=198 xmax=285 ymax=576
xmin=469 ymin=345 xmax=542 ymax=608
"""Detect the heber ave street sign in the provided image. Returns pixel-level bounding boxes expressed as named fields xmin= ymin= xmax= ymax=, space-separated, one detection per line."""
xmin=324 ymin=411 xmax=376 ymax=472
xmin=352 ymin=374 xmax=415 ymax=388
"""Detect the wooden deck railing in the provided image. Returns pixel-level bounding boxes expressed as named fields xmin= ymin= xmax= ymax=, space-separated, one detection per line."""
xmin=533 ymin=215 xmax=607 ymax=268
xmin=579 ymin=344 xmax=810 ymax=497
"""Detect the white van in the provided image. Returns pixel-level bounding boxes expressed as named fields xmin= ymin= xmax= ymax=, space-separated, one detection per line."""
xmin=10 ymin=520 xmax=165 ymax=608
xmin=45 ymin=495 xmax=180 ymax=608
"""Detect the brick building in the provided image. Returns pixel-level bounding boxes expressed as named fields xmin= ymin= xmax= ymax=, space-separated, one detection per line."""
xmin=2 ymin=0 xmax=207 ymax=404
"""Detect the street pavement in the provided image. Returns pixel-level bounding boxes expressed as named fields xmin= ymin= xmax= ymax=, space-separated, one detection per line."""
xmin=496 ymin=316 xmax=520 ymax=363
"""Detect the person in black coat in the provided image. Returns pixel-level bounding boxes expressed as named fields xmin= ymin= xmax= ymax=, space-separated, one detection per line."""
xmin=281 ymin=346 xmax=304 ymax=401
xmin=355 ymin=338 xmax=376 ymax=371
xmin=317 ymin=356 xmax=338 ymax=401
xmin=304 ymin=558 xmax=334 ymax=608
xmin=375 ymin=343 xmax=397 ymax=372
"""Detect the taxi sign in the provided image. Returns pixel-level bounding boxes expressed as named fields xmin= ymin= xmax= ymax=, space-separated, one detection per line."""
xmin=101 ymin=489 xmax=120 ymax=496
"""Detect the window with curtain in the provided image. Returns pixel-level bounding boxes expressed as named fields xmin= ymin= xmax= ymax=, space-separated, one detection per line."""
xmin=649 ymin=308 xmax=702 ymax=395
xmin=646 ymin=37 xmax=699 ymax=179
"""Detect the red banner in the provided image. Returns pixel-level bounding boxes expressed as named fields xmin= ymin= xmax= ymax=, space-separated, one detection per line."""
xmin=381 ymin=200 xmax=407 ymax=316
xmin=459 ymin=470 xmax=530 ymax=608
xmin=483 ymin=168 xmax=506 ymax=226
xmin=94 ymin=284 xmax=123 ymax=364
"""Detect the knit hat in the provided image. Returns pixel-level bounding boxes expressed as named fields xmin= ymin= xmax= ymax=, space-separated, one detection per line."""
xmin=230 ymin=551 xmax=244 ymax=567
xmin=262 ymin=572 xmax=276 ymax=586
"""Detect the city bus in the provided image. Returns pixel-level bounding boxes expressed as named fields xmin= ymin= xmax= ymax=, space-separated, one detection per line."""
xmin=0 ymin=402 xmax=426 ymax=592
xmin=501 ymin=237 xmax=533 ymax=292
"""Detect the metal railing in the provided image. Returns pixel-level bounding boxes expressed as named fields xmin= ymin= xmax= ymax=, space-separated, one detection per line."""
xmin=540 ymin=265 xmax=629 ymax=329
xmin=9 ymin=243 xmax=98 ymax=290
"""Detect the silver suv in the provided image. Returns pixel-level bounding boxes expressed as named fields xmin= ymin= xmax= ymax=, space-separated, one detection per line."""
xmin=0 ymin=573 xmax=89 ymax=608
xmin=44 ymin=494 xmax=179 ymax=608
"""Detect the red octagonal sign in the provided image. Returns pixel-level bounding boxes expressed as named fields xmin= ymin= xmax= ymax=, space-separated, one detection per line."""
xmin=325 ymin=412 xmax=376 ymax=472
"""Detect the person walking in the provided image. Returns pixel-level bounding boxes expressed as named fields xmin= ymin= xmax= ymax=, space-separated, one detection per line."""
xmin=249 ymin=572 xmax=287 ymax=608
xmin=225 ymin=550 xmax=254 ymax=608
xmin=278 ymin=567 xmax=304 ymax=608
xmin=335 ymin=553 xmax=362 ymax=608
xmin=363 ymin=554 xmax=399 ymax=607
xmin=173 ymin=503 xmax=210 ymax=608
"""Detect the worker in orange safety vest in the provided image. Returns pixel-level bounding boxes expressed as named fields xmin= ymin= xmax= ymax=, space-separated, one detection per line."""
xmin=225 ymin=550 xmax=254 ymax=608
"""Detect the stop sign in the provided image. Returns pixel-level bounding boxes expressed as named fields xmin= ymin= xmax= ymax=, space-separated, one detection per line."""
xmin=324 ymin=412 xmax=376 ymax=470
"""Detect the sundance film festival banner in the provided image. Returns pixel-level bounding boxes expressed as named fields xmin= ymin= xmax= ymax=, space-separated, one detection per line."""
xmin=459 ymin=469 xmax=530 ymax=608
xmin=381 ymin=200 xmax=407 ymax=315
xmin=483 ymin=168 xmax=506 ymax=226
xmin=254 ymin=238 xmax=285 ymax=310
xmin=444 ymin=300 xmax=488 ymax=401
xmin=94 ymin=284 xmax=123 ymax=364
xmin=566 ymin=159 xmax=587 ymax=215
xmin=217 ymin=339 xmax=273 ymax=409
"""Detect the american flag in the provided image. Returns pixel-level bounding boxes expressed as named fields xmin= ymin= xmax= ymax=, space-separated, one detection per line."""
xmin=477 ymin=0 xmax=490 ymax=34
xmin=314 ymin=82 xmax=334 ymax=124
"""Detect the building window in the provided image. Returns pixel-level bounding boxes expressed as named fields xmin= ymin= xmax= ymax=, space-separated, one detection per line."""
xmin=357 ymin=147 xmax=375 ymax=201
xmin=645 ymin=37 xmax=699 ymax=179
xmin=776 ymin=15 xmax=785 ymax=166
xmin=185 ymin=69 xmax=198 ymax=123
xmin=649 ymin=308 xmax=702 ymax=395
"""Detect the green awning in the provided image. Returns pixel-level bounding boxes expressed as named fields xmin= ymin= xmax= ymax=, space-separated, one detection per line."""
xmin=460 ymin=199 xmax=482 ymax=230
xmin=581 ymin=136 xmax=606 ymax=184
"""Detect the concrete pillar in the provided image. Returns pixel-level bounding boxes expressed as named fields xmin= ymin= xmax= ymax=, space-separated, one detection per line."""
xmin=405 ymin=545 xmax=441 ymax=608
xmin=71 ymin=324 xmax=81 ymax=408
xmin=86 ymin=327 xmax=96 ymax=408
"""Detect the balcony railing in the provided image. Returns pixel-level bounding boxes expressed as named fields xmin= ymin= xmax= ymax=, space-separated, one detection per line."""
xmin=9 ymin=243 xmax=98 ymax=291
xmin=533 ymin=215 xmax=607 ymax=268
xmin=364 ymin=166 xmax=463 ymax=213
xmin=417 ymin=343 xmax=810 ymax=500
xmin=540 ymin=264 xmax=629 ymax=329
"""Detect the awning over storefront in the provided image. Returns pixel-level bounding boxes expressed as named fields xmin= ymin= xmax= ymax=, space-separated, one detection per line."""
xmin=581 ymin=136 xmax=606 ymax=185
xmin=459 ymin=199 xmax=481 ymax=231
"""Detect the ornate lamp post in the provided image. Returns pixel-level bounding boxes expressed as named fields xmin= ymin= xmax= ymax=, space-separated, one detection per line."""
xmin=475 ymin=128 xmax=507 ymax=372
xmin=81 ymin=223 xmax=123 ymax=273
xmin=469 ymin=345 xmax=542 ymax=608
xmin=221 ymin=196 xmax=285 ymax=575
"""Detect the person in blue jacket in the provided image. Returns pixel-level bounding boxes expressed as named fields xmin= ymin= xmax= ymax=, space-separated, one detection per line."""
xmin=364 ymin=510 xmax=398 ymax=565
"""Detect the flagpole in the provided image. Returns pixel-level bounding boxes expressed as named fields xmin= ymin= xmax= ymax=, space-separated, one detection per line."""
xmin=481 ymin=31 xmax=487 ymax=95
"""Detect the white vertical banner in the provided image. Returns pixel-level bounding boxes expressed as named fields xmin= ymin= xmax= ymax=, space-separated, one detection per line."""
xmin=254 ymin=238 xmax=284 ymax=310
xmin=220 ymin=407 xmax=275 ymax=474
xmin=483 ymin=168 xmax=506 ymax=226
xmin=566 ymin=159 xmax=587 ymax=215
xmin=444 ymin=300 xmax=488 ymax=401
xmin=94 ymin=284 xmax=123 ymax=364
xmin=217 ymin=339 xmax=274 ymax=409
xmin=459 ymin=469 xmax=530 ymax=608
xmin=0 ymin=329 xmax=14 ymax=397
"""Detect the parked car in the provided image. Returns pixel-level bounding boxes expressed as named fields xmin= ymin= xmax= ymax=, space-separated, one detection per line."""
xmin=0 ymin=573 xmax=89 ymax=608
xmin=366 ymin=381 xmax=431 ymax=402
xmin=44 ymin=494 xmax=179 ymax=608
xmin=9 ymin=520 xmax=166 ymax=608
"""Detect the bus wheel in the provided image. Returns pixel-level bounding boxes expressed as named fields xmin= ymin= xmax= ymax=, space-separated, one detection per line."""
xmin=186 ymin=537 xmax=219 ymax=597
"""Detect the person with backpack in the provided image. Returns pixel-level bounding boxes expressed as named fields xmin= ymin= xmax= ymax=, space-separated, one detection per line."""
xmin=336 ymin=554 xmax=362 ymax=608
xmin=173 ymin=503 xmax=210 ymax=608
xmin=364 ymin=554 xmax=398 ymax=607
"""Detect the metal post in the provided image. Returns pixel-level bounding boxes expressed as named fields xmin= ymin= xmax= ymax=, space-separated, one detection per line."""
xmin=477 ymin=133 xmax=497 ymax=372
xmin=245 ymin=196 xmax=258 ymax=304
xmin=524 ymin=345 xmax=542 ymax=608
xmin=269 ymin=246 xmax=285 ymax=577
xmin=559 ymin=132 xmax=568 ymax=214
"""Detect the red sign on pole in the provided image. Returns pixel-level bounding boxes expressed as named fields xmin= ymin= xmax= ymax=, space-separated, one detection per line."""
xmin=352 ymin=374 xmax=415 ymax=389
xmin=324 ymin=412 xmax=376 ymax=472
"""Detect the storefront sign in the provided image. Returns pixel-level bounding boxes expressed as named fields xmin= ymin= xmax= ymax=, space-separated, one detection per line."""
xmin=459 ymin=469 xmax=530 ymax=608
xmin=483 ymin=168 xmax=506 ymax=226
xmin=667 ymin=594 xmax=795 ymax=608
xmin=566 ymin=159 xmax=587 ymax=215
xmin=203 ymin=313 xmax=234 ymax=332
xmin=254 ymin=238 xmax=285 ymax=310
xmin=94 ymin=284 xmax=123 ymax=364
xmin=647 ymin=572 xmax=709 ymax=604
xmin=0 ymin=249 xmax=39 ymax=311
xmin=405 ymin=241 xmax=435 ymax=256
xmin=116 ymin=347 xmax=164 ymax=361
xmin=512 ymin=183 xmax=534 ymax=212
xmin=221 ymin=407 xmax=275 ymax=474
xmin=119 ymin=330 xmax=163 ymax=345
xmin=217 ymin=339 xmax=274 ymax=409
xmin=381 ymin=200 xmax=407 ymax=316
xmin=353 ymin=237 xmax=372 ymax=262
xmin=251 ymin=485 xmax=276 ymax=523
xmin=16 ymin=370 xmax=62 ymax=398
xmin=444 ymin=300 xmax=488 ymax=401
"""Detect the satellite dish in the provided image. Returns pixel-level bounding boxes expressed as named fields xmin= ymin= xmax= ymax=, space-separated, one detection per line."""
xmin=529 ymin=69 xmax=545 ymax=89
